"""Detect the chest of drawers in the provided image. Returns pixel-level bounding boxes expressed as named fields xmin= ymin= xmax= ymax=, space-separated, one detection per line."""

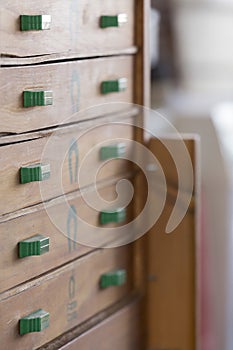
xmin=0 ymin=1 xmax=198 ymax=349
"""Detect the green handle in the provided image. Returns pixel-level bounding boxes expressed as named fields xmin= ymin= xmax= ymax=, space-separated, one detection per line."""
xmin=100 ymin=208 xmax=126 ymax=225
xmin=20 ymin=163 xmax=50 ymax=184
xmin=100 ymin=269 xmax=127 ymax=288
xmin=23 ymin=90 xmax=53 ymax=107
xmin=101 ymin=78 xmax=127 ymax=94
xmin=20 ymin=15 xmax=51 ymax=31
xmin=20 ymin=309 xmax=50 ymax=335
xmin=100 ymin=143 xmax=126 ymax=160
xmin=19 ymin=235 xmax=50 ymax=258
xmin=100 ymin=14 xmax=128 ymax=28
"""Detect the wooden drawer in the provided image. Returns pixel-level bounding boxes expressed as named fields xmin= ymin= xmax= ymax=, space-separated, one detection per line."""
xmin=0 ymin=181 xmax=133 ymax=293
xmin=0 ymin=117 xmax=134 ymax=216
xmin=0 ymin=246 xmax=133 ymax=350
xmin=59 ymin=299 xmax=142 ymax=350
xmin=0 ymin=56 xmax=134 ymax=133
xmin=0 ymin=0 xmax=134 ymax=57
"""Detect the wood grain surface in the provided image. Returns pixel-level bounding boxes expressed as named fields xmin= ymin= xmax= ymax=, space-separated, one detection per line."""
xmin=0 ymin=178 xmax=135 ymax=293
xmin=0 ymin=246 xmax=133 ymax=349
xmin=0 ymin=118 xmax=135 ymax=216
xmin=0 ymin=47 xmax=137 ymax=66
xmin=0 ymin=0 xmax=134 ymax=57
xmin=0 ymin=56 xmax=134 ymax=133
xmin=59 ymin=298 xmax=142 ymax=350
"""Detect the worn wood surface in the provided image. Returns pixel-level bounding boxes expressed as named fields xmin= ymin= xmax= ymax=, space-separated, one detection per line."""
xmin=0 ymin=56 xmax=134 ymax=133
xmin=37 ymin=294 xmax=141 ymax=350
xmin=0 ymin=108 xmax=138 ymax=145
xmin=59 ymin=297 xmax=142 ymax=350
xmin=0 ymin=1 xmax=151 ymax=350
xmin=0 ymin=47 xmax=137 ymax=66
xmin=0 ymin=178 xmax=134 ymax=293
xmin=0 ymin=246 xmax=133 ymax=349
xmin=0 ymin=0 xmax=134 ymax=57
xmin=0 ymin=118 xmax=135 ymax=216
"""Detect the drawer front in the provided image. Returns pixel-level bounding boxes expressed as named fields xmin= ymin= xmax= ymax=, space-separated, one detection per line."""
xmin=0 ymin=247 xmax=133 ymax=349
xmin=60 ymin=299 xmax=142 ymax=350
xmin=0 ymin=119 xmax=134 ymax=215
xmin=0 ymin=183 xmax=133 ymax=293
xmin=0 ymin=56 xmax=134 ymax=133
xmin=0 ymin=0 xmax=134 ymax=57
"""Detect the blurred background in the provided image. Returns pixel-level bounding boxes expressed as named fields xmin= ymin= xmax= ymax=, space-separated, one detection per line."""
xmin=150 ymin=1 xmax=233 ymax=350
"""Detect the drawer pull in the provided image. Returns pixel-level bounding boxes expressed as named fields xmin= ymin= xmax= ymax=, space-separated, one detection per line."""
xmin=100 ymin=269 xmax=127 ymax=288
xmin=20 ymin=15 xmax=52 ymax=31
xmin=100 ymin=143 xmax=126 ymax=160
xmin=100 ymin=208 xmax=126 ymax=225
xmin=20 ymin=163 xmax=51 ymax=184
xmin=101 ymin=78 xmax=127 ymax=94
xmin=19 ymin=235 xmax=50 ymax=258
xmin=19 ymin=309 xmax=50 ymax=335
xmin=100 ymin=14 xmax=128 ymax=28
xmin=23 ymin=90 xmax=53 ymax=107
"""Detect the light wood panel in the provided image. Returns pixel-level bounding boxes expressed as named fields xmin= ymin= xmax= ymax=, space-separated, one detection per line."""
xmin=0 ymin=246 xmax=133 ymax=350
xmin=0 ymin=179 xmax=134 ymax=293
xmin=0 ymin=47 xmax=138 ymax=67
xmin=0 ymin=0 xmax=134 ymax=57
xmin=0 ymin=56 xmax=134 ymax=133
xmin=0 ymin=119 xmax=134 ymax=216
xmin=60 ymin=298 xmax=142 ymax=350
xmin=0 ymin=109 xmax=138 ymax=145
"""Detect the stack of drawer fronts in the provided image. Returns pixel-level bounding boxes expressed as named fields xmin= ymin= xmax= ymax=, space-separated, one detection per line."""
xmin=0 ymin=1 xmax=148 ymax=349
